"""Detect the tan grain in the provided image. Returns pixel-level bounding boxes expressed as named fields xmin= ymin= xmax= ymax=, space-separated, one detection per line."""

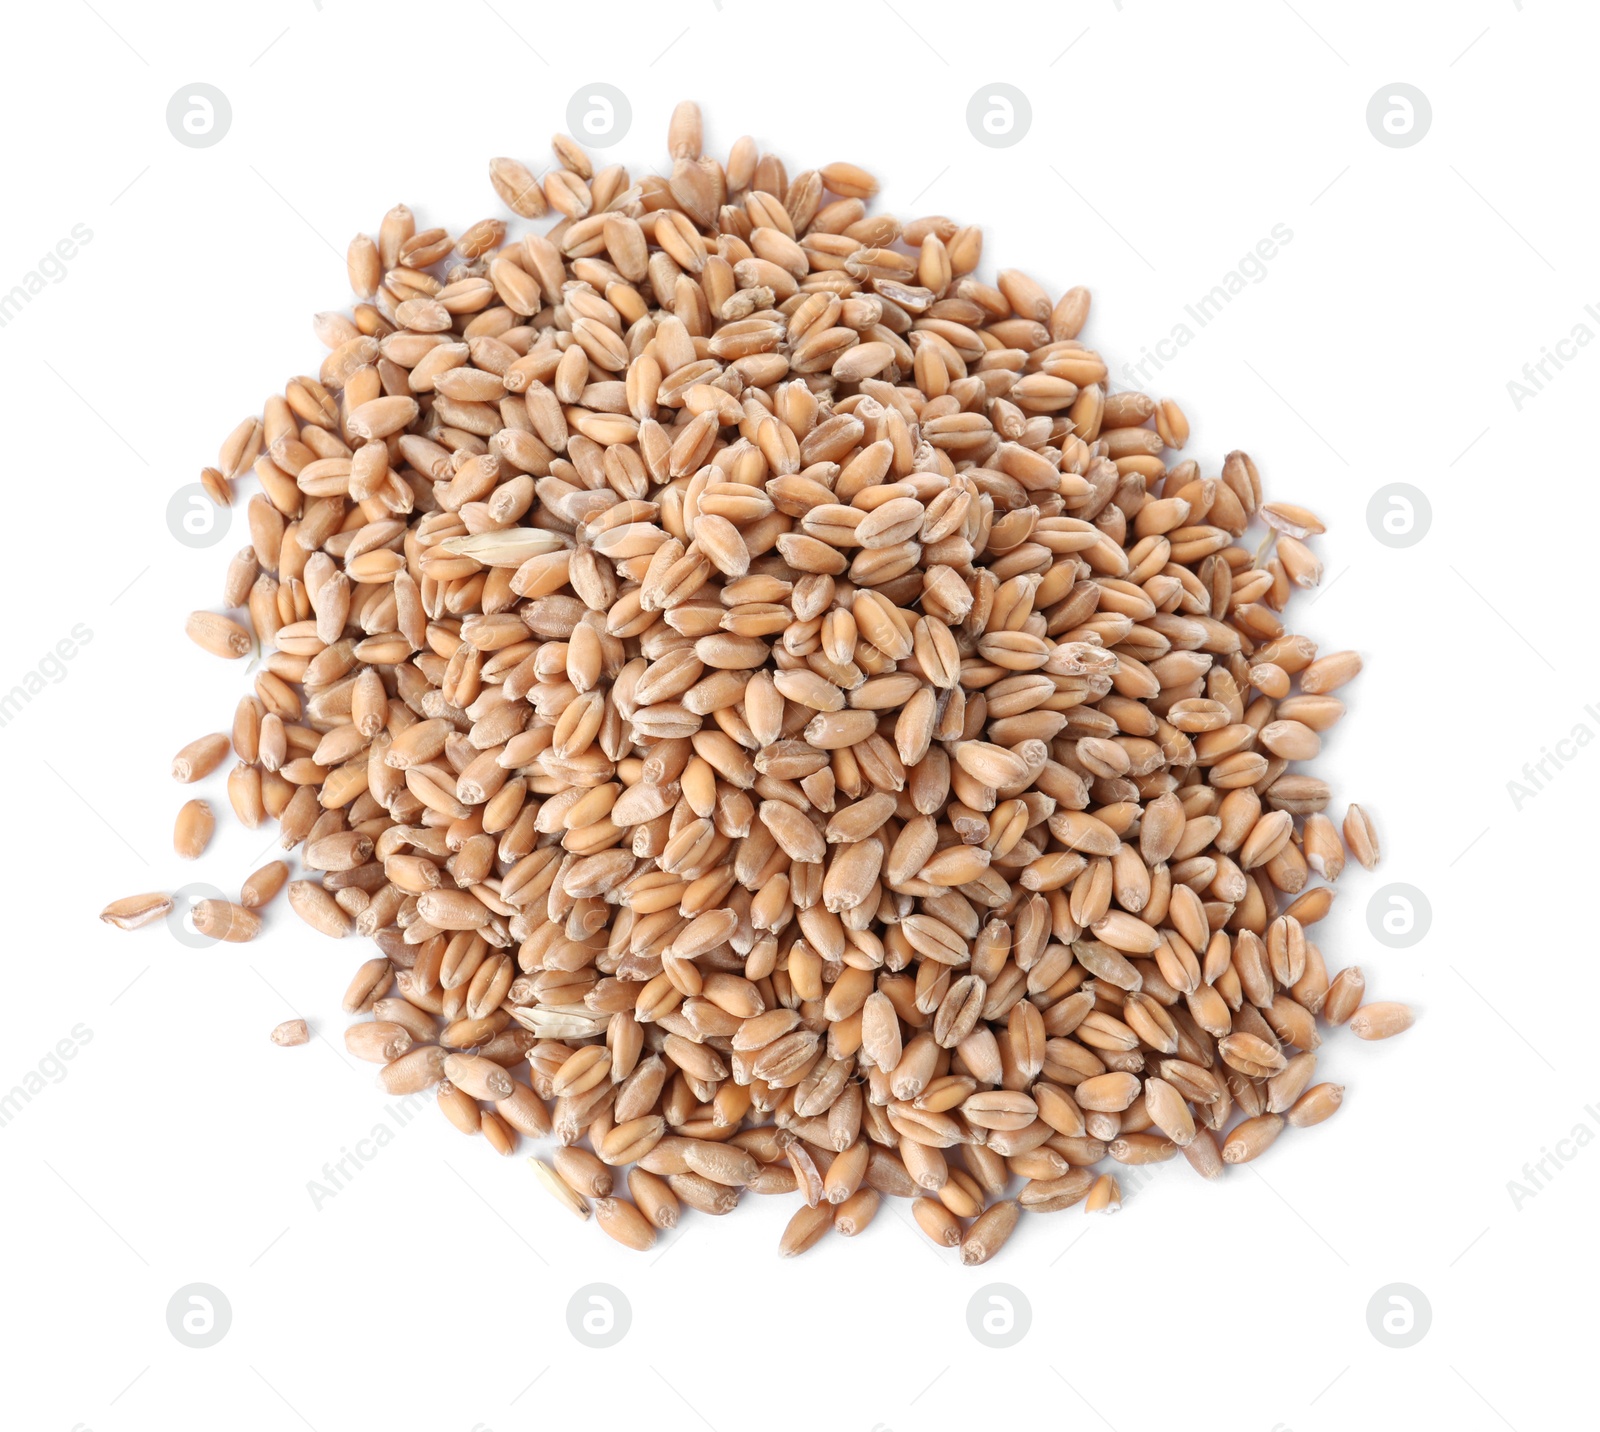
xmin=146 ymin=98 xmax=1394 ymax=1263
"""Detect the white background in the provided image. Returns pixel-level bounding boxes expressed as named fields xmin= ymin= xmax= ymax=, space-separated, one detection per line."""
xmin=0 ymin=1 xmax=1589 ymax=1428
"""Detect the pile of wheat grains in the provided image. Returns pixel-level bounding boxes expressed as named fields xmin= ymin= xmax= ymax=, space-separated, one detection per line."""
xmin=104 ymin=101 xmax=1411 ymax=1261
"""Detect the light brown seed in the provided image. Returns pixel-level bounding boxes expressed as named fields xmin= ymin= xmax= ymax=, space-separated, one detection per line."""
xmin=190 ymin=899 xmax=261 ymax=943
xmin=779 ymin=1201 xmax=834 ymax=1257
xmin=1017 ymin=1170 xmax=1096 ymax=1212
xmin=1300 ymin=650 xmax=1362 ymax=694
xmin=240 ymin=861 xmax=290 ymax=909
xmin=913 ymin=1196 xmax=964 ymax=1246
xmin=960 ymin=1200 xmax=1020 ymax=1265
xmin=1342 ymin=803 xmax=1381 ymax=870
xmin=99 ymin=892 xmax=173 ymax=930
xmin=594 ymin=1196 xmax=657 ymax=1251
xmin=1182 ymin=1129 xmax=1225 ymax=1180
xmin=1348 ymin=1002 xmax=1414 ymax=1040
xmin=628 ymin=1169 xmax=679 ymax=1229
xmin=270 ymin=1019 xmax=309 ymax=1047
xmin=490 ymin=158 xmax=549 ymax=218
xmin=1221 ymin=1113 xmax=1284 ymax=1164
xmin=1323 ymin=967 xmax=1366 ymax=1025
xmin=159 ymin=104 xmax=1392 ymax=1264
xmin=288 ymin=881 xmax=352 ymax=939
xmin=172 ymin=733 xmax=231 ymax=783
xmin=1287 ymin=1082 xmax=1344 ymax=1127
xmin=173 ymin=800 xmax=215 ymax=860
xmin=833 ymin=1187 xmax=881 ymax=1236
xmin=529 ymin=1157 xmax=591 ymax=1220
xmin=186 ymin=611 xmax=252 ymax=659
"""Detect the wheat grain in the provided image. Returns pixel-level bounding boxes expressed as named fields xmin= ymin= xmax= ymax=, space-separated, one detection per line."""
xmin=173 ymin=800 xmax=215 ymax=860
xmin=1348 ymin=1002 xmax=1414 ymax=1040
xmin=99 ymin=892 xmax=174 ymax=930
xmin=124 ymin=98 xmax=1414 ymax=1261
xmin=270 ymin=1018 xmax=309 ymax=1047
